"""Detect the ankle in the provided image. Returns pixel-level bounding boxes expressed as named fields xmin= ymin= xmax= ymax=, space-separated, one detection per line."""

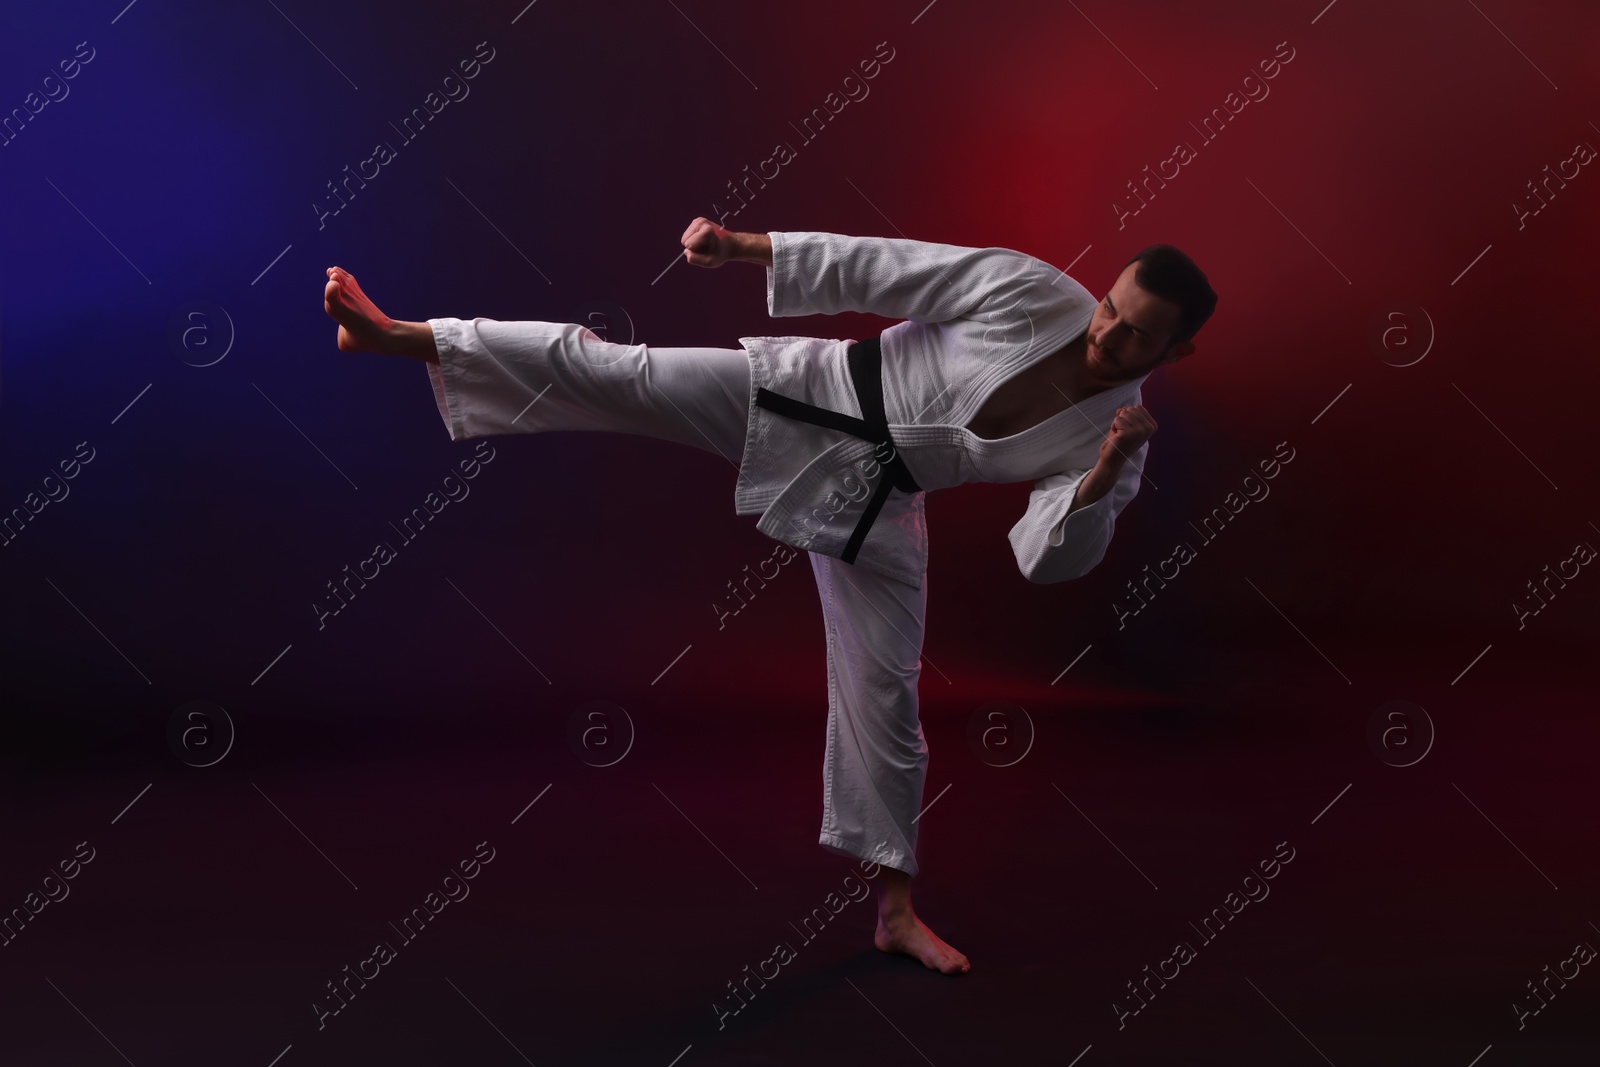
xmin=877 ymin=902 xmax=912 ymax=924
xmin=389 ymin=320 xmax=436 ymax=362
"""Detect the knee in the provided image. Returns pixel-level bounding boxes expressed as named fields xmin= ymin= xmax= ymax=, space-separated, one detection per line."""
xmin=854 ymin=674 xmax=925 ymax=751
xmin=862 ymin=662 xmax=918 ymax=703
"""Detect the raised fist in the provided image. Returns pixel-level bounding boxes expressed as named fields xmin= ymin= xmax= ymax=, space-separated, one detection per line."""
xmin=1098 ymin=404 xmax=1157 ymax=466
xmin=681 ymin=216 xmax=733 ymax=268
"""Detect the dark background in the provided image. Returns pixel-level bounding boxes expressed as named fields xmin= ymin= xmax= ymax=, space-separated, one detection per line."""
xmin=1 ymin=1 xmax=1595 ymax=1064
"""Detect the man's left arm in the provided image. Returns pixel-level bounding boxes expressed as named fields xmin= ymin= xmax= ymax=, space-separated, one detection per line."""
xmin=1008 ymin=406 xmax=1155 ymax=584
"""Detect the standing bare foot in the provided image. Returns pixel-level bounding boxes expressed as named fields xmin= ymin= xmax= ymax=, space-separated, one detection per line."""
xmin=323 ymin=267 xmax=438 ymax=361
xmin=874 ymin=909 xmax=971 ymax=974
xmin=872 ymin=865 xmax=970 ymax=974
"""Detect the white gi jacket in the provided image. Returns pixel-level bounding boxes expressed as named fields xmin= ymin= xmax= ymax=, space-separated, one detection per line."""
xmin=738 ymin=230 xmax=1151 ymax=589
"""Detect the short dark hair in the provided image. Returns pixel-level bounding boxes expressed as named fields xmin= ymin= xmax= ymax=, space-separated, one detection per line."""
xmin=1121 ymin=244 xmax=1217 ymax=346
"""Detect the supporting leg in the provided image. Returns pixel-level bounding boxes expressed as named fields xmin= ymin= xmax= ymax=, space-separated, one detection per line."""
xmin=807 ymin=551 xmax=969 ymax=974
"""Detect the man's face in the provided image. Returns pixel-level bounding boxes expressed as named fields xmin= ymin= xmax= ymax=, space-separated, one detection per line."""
xmin=1085 ymin=262 xmax=1194 ymax=383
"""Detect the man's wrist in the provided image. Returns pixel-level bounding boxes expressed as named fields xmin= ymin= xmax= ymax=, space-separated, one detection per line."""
xmin=1069 ymin=459 xmax=1122 ymax=514
xmin=1087 ymin=454 xmax=1125 ymax=488
xmin=729 ymin=231 xmax=773 ymax=267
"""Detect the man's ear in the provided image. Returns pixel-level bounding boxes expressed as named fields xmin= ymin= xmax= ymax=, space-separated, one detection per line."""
xmin=1163 ymin=341 xmax=1195 ymax=364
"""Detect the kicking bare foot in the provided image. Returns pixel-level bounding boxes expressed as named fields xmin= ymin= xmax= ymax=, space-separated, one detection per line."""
xmin=324 ymin=266 xmax=396 ymax=353
xmin=874 ymin=909 xmax=970 ymax=975
xmin=323 ymin=267 xmax=438 ymax=361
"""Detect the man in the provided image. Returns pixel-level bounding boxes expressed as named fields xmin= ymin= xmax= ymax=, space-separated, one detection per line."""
xmin=323 ymin=218 xmax=1216 ymax=975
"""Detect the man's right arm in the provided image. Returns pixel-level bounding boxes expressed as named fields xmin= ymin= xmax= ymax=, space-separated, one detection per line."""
xmin=679 ymin=217 xmax=1053 ymax=326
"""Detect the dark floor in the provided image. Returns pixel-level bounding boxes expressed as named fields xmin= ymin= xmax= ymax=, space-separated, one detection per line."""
xmin=2 ymin=661 xmax=1593 ymax=1067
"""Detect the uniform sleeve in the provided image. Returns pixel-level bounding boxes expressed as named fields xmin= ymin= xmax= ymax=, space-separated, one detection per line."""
xmin=765 ymin=230 xmax=1051 ymax=325
xmin=1008 ymin=442 xmax=1148 ymax=584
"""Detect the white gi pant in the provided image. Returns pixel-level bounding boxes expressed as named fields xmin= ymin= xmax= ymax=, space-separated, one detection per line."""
xmin=427 ymin=317 xmax=930 ymax=877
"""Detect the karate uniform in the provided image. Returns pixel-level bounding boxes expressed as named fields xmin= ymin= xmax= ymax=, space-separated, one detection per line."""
xmin=422 ymin=230 xmax=1151 ymax=877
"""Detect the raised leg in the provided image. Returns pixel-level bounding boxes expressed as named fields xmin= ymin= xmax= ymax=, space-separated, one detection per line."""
xmin=322 ymin=265 xmax=752 ymax=462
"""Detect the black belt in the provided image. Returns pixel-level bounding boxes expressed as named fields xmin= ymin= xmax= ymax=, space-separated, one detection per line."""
xmin=753 ymin=335 xmax=921 ymax=564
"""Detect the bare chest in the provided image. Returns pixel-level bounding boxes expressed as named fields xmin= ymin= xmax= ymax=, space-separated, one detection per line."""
xmin=964 ymin=342 xmax=1099 ymax=441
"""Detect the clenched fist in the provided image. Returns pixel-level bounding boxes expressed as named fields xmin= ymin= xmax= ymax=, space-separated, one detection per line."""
xmin=682 ymin=217 xmax=734 ymax=268
xmin=1098 ymin=404 xmax=1157 ymax=466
